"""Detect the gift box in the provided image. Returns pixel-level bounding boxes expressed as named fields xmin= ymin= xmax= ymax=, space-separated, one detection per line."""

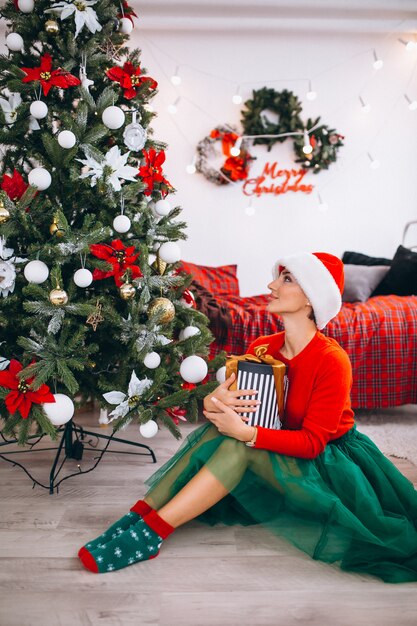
xmin=225 ymin=354 xmax=287 ymax=430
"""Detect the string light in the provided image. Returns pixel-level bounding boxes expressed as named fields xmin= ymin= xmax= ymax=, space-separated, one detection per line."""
xmin=404 ymin=94 xmax=417 ymax=110
xmin=399 ymin=38 xmax=416 ymax=52
xmin=230 ymin=136 xmax=242 ymax=156
xmin=302 ymin=130 xmax=313 ymax=154
xmin=232 ymin=86 xmax=242 ymax=105
xmin=171 ymin=65 xmax=182 ymax=86
xmin=306 ymin=80 xmax=317 ymax=101
xmin=185 ymin=155 xmax=197 ymax=174
xmin=317 ymin=192 xmax=329 ymax=212
xmin=367 ymin=152 xmax=380 ymax=170
xmin=244 ymin=199 xmax=255 ymax=216
xmin=167 ymin=97 xmax=180 ymax=114
xmin=372 ymin=50 xmax=383 ymax=70
xmin=359 ymin=96 xmax=371 ymax=113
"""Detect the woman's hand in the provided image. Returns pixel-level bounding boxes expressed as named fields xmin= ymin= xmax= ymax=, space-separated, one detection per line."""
xmin=203 ymin=372 xmax=260 ymax=414
xmin=203 ymin=397 xmax=255 ymax=441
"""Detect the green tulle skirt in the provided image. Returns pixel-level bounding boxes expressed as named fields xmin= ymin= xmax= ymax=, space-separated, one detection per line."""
xmin=144 ymin=422 xmax=417 ymax=583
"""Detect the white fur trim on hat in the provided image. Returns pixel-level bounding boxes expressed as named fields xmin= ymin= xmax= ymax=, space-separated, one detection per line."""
xmin=274 ymin=252 xmax=342 ymax=329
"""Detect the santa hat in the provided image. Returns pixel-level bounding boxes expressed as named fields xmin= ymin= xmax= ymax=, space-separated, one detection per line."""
xmin=273 ymin=252 xmax=344 ymax=330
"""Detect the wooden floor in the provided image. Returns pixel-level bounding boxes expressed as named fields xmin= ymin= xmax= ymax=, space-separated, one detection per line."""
xmin=1 ymin=408 xmax=417 ymax=626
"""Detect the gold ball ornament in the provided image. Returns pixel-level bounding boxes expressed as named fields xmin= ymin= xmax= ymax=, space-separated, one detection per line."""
xmin=147 ymin=297 xmax=175 ymax=323
xmin=49 ymin=218 xmax=65 ymax=237
xmin=49 ymin=286 xmax=68 ymax=306
xmin=0 ymin=201 xmax=10 ymax=224
xmin=119 ymin=282 xmax=136 ymax=300
xmin=45 ymin=19 xmax=60 ymax=34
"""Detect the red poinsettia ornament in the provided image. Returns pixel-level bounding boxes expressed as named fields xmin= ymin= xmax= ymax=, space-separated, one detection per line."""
xmin=106 ymin=62 xmax=157 ymax=100
xmin=0 ymin=359 xmax=55 ymax=419
xmin=1 ymin=169 xmax=28 ymax=201
xmin=21 ymin=53 xmax=80 ymax=97
xmin=222 ymin=155 xmax=251 ymax=182
xmin=90 ymin=239 xmax=143 ymax=287
xmin=165 ymin=406 xmax=187 ymax=425
xmin=138 ymin=148 xmax=172 ymax=196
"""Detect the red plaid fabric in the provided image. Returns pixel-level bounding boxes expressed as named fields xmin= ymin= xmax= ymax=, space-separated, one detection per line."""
xmin=179 ymin=261 xmax=240 ymax=296
xmin=207 ymin=294 xmax=417 ymax=409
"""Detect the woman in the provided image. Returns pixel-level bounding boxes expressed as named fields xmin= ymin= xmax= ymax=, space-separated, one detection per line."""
xmin=79 ymin=252 xmax=417 ymax=583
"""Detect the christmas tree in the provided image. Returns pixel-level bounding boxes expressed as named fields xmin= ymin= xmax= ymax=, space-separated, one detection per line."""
xmin=0 ymin=0 xmax=221 ymax=446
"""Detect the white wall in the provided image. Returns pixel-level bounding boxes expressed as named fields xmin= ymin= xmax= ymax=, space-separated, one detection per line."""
xmin=133 ymin=3 xmax=417 ymax=295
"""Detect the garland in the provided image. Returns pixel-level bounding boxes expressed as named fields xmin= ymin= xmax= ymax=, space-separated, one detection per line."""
xmin=293 ymin=117 xmax=344 ymax=173
xmin=195 ymin=125 xmax=253 ymax=186
xmin=195 ymin=89 xmax=344 ymax=185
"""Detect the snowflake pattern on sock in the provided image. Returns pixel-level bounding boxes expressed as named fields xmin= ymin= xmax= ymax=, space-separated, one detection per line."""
xmin=80 ymin=509 xmax=142 ymax=553
xmin=88 ymin=518 xmax=163 ymax=573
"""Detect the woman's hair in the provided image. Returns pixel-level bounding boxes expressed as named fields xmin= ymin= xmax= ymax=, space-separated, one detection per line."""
xmin=308 ymin=309 xmax=317 ymax=324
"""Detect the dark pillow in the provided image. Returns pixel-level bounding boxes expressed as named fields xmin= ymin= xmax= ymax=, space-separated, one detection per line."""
xmin=371 ymin=245 xmax=417 ymax=296
xmin=342 ymin=265 xmax=390 ymax=302
xmin=179 ymin=261 xmax=240 ymax=296
xmin=342 ymin=251 xmax=392 ymax=266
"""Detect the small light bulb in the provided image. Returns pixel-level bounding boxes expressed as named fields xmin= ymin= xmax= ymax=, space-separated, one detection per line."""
xmin=359 ymin=96 xmax=371 ymax=113
xmin=372 ymin=50 xmax=383 ymax=70
xmin=302 ymin=130 xmax=313 ymax=154
xmin=404 ymin=94 xmax=417 ymax=110
xmin=306 ymin=81 xmax=317 ymax=101
xmin=230 ymin=147 xmax=240 ymax=156
xmin=368 ymin=153 xmax=380 ymax=170
xmin=171 ymin=75 xmax=181 ymax=86
xmin=232 ymin=93 xmax=242 ymax=104
xmin=317 ymin=193 xmax=328 ymax=212
xmin=145 ymin=103 xmax=154 ymax=113
xmin=406 ymin=40 xmax=415 ymax=52
xmin=186 ymin=163 xmax=196 ymax=174
xmin=167 ymin=97 xmax=180 ymax=115
xmin=245 ymin=204 xmax=255 ymax=216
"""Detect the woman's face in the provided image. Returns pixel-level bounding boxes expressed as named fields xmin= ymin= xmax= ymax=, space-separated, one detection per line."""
xmin=267 ymin=269 xmax=310 ymax=315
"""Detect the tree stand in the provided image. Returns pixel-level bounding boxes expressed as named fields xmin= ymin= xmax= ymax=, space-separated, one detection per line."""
xmin=0 ymin=419 xmax=157 ymax=494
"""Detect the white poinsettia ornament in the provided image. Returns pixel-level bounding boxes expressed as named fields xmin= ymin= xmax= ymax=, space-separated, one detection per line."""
xmin=102 ymin=371 xmax=152 ymax=423
xmin=77 ymin=145 xmax=138 ymax=192
xmin=0 ymin=237 xmax=26 ymax=298
xmin=0 ymin=93 xmax=21 ymax=126
xmin=46 ymin=0 xmax=102 ymax=38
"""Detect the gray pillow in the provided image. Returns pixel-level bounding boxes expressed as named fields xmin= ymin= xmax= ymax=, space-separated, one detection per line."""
xmin=342 ymin=265 xmax=390 ymax=302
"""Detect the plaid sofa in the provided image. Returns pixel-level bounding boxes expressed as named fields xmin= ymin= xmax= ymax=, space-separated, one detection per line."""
xmin=180 ymin=261 xmax=417 ymax=409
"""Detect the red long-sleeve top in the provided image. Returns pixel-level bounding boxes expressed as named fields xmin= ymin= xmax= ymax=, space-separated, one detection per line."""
xmin=246 ymin=331 xmax=355 ymax=459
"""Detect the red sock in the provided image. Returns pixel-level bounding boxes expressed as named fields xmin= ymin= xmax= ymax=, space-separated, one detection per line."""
xmin=130 ymin=499 xmax=153 ymax=516
xmin=143 ymin=510 xmax=175 ymax=539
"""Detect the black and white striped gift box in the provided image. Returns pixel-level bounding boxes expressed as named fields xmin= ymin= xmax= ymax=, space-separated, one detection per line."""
xmin=237 ymin=361 xmax=282 ymax=430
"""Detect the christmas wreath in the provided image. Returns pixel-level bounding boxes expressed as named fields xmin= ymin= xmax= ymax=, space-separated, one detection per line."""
xmin=240 ymin=87 xmax=303 ymax=151
xmin=195 ymin=125 xmax=253 ymax=186
xmin=293 ymin=117 xmax=344 ymax=173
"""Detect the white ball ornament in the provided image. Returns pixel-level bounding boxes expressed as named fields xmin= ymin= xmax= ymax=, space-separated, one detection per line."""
xmin=158 ymin=241 xmax=181 ymax=264
xmin=17 ymin=0 xmax=34 ymax=13
xmin=113 ymin=214 xmax=131 ymax=233
xmin=216 ymin=366 xmax=226 ymax=383
xmin=143 ymin=352 xmax=161 ymax=369
xmin=179 ymin=326 xmax=200 ymax=341
xmin=24 ymin=260 xmax=49 ymax=284
xmin=140 ymin=420 xmax=158 ymax=438
xmin=28 ymin=167 xmax=51 ymax=190
xmin=6 ymin=33 xmax=24 ymax=51
xmin=102 ymin=105 xmax=125 ymax=130
xmin=43 ymin=393 xmax=75 ymax=426
xmin=57 ymin=130 xmax=76 ymax=149
xmin=30 ymin=100 xmax=48 ymax=119
xmin=73 ymin=268 xmax=93 ymax=288
xmin=180 ymin=355 xmax=208 ymax=384
xmin=119 ymin=17 xmax=133 ymax=34
xmin=154 ymin=199 xmax=171 ymax=216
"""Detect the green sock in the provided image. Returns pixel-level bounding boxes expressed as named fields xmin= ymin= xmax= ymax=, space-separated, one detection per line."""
xmin=79 ymin=510 xmax=174 ymax=574
xmin=79 ymin=500 xmax=153 ymax=555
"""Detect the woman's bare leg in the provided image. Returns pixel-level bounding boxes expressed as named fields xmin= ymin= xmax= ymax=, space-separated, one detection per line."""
xmin=155 ymin=466 xmax=229 ymax=528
